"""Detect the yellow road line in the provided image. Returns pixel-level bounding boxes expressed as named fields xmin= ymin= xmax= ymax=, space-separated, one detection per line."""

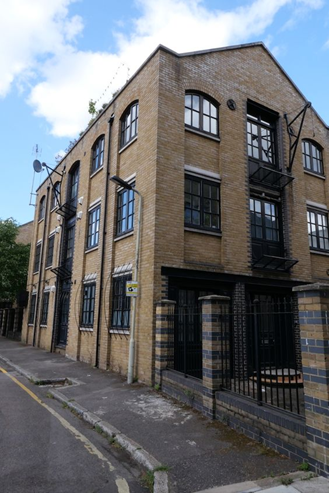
xmin=0 ymin=366 xmax=130 ymax=493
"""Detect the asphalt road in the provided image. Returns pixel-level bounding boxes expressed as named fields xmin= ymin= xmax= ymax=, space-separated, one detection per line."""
xmin=0 ymin=361 xmax=148 ymax=493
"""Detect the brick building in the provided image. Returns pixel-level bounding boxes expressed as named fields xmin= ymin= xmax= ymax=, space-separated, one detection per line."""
xmin=23 ymin=41 xmax=329 ymax=391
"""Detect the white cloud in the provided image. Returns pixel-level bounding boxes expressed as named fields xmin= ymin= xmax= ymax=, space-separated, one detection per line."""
xmin=0 ymin=0 xmax=83 ymax=97
xmin=1 ymin=0 xmax=325 ymax=137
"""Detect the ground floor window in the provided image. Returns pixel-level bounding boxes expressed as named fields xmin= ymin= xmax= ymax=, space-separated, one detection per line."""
xmin=81 ymin=283 xmax=96 ymax=328
xmin=307 ymin=209 xmax=329 ymax=252
xmin=111 ymin=275 xmax=131 ymax=330
xmin=28 ymin=293 xmax=37 ymax=324
xmin=40 ymin=292 xmax=50 ymax=325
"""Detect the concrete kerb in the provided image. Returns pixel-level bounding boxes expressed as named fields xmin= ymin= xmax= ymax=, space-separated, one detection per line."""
xmin=0 ymin=356 xmax=170 ymax=493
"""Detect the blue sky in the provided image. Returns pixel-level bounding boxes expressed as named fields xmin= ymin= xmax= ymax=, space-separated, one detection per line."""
xmin=1 ymin=0 xmax=329 ymax=225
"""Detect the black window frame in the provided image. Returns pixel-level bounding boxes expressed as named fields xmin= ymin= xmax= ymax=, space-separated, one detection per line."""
xmin=307 ymin=208 xmax=329 ymax=252
xmin=51 ymin=181 xmax=61 ymax=210
xmin=111 ymin=275 xmax=131 ymax=330
xmin=38 ymin=196 xmax=46 ymax=221
xmin=184 ymin=92 xmax=219 ymax=137
xmin=40 ymin=291 xmax=50 ymax=325
xmin=81 ymin=283 xmax=96 ymax=328
xmin=86 ymin=205 xmax=101 ymax=250
xmin=116 ymin=185 xmax=135 ymax=237
xmin=250 ymin=197 xmax=281 ymax=243
xmin=28 ymin=293 xmax=37 ymax=324
xmin=46 ymin=235 xmax=55 ymax=268
xmin=302 ymin=140 xmax=324 ymax=176
xmin=68 ymin=163 xmax=80 ymax=207
xmin=184 ymin=175 xmax=220 ymax=232
xmin=91 ymin=135 xmax=105 ymax=174
xmin=247 ymin=102 xmax=278 ymax=168
xmin=34 ymin=242 xmax=42 ymax=273
xmin=120 ymin=101 xmax=139 ymax=148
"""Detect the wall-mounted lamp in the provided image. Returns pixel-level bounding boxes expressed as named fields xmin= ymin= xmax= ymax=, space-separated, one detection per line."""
xmin=77 ymin=211 xmax=83 ymax=220
xmin=78 ymin=196 xmax=84 ymax=205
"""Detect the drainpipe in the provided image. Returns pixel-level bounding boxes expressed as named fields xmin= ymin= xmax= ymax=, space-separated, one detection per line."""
xmin=95 ymin=114 xmax=115 ymax=368
xmin=32 ymin=186 xmax=50 ymax=346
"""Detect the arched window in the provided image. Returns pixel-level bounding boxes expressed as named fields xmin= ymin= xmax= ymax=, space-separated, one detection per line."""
xmin=69 ymin=162 xmax=80 ymax=207
xmin=91 ymin=135 xmax=105 ymax=174
xmin=302 ymin=140 xmax=323 ymax=175
xmin=120 ymin=101 xmax=139 ymax=148
xmin=38 ymin=196 xmax=46 ymax=221
xmin=185 ymin=92 xmax=219 ymax=137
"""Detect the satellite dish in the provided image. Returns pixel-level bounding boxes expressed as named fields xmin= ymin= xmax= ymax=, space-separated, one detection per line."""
xmin=33 ymin=159 xmax=43 ymax=173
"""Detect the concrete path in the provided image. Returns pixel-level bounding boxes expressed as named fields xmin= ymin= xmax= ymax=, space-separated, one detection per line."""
xmin=1 ymin=338 xmax=328 ymax=493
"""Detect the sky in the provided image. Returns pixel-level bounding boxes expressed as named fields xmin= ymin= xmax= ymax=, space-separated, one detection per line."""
xmin=1 ymin=0 xmax=329 ymax=226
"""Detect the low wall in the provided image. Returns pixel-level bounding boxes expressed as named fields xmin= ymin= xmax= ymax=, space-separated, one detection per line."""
xmin=216 ymin=391 xmax=307 ymax=463
xmin=162 ymin=369 xmax=204 ymax=413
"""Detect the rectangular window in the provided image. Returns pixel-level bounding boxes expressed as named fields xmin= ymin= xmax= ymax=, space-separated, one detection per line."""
xmin=111 ymin=275 xmax=131 ymax=330
xmin=250 ymin=198 xmax=280 ymax=242
xmin=116 ymin=187 xmax=135 ymax=236
xmin=34 ymin=243 xmax=42 ymax=273
xmin=28 ymin=293 xmax=37 ymax=324
xmin=40 ymin=292 xmax=50 ymax=325
xmin=46 ymin=235 xmax=55 ymax=267
xmin=307 ymin=209 xmax=329 ymax=251
xmin=66 ymin=224 xmax=75 ymax=259
xmin=81 ymin=283 xmax=96 ymax=328
xmin=184 ymin=175 xmax=220 ymax=231
xmin=87 ymin=205 xmax=101 ymax=249
xmin=247 ymin=102 xmax=277 ymax=167
xmin=92 ymin=136 xmax=105 ymax=173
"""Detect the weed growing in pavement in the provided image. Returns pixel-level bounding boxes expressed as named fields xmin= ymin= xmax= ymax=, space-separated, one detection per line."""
xmin=154 ymin=384 xmax=160 ymax=391
xmin=141 ymin=471 xmax=154 ymax=491
xmin=298 ymin=461 xmax=310 ymax=471
xmin=154 ymin=465 xmax=170 ymax=472
xmin=280 ymin=476 xmax=294 ymax=486
xmin=301 ymin=473 xmax=315 ymax=481
xmin=62 ymin=402 xmax=68 ymax=409
xmin=46 ymin=392 xmax=54 ymax=399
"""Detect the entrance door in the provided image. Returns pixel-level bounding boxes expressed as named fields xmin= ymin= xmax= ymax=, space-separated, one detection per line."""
xmin=57 ymin=281 xmax=71 ymax=346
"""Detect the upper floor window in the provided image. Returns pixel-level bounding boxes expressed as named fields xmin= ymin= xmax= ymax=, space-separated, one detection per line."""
xmin=307 ymin=209 xmax=329 ymax=251
xmin=185 ymin=93 xmax=219 ymax=137
xmin=81 ymin=283 xmax=96 ymax=328
xmin=87 ymin=205 xmax=100 ymax=249
xmin=116 ymin=186 xmax=135 ymax=236
xmin=51 ymin=181 xmax=61 ymax=210
xmin=247 ymin=102 xmax=277 ymax=167
xmin=302 ymin=140 xmax=323 ymax=175
xmin=34 ymin=242 xmax=42 ymax=273
xmin=250 ymin=198 xmax=280 ymax=242
xmin=66 ymin=223 xmax=75 ymax=260
xmin=69 ymin=163 xmax=79 ymax=207
xmin=121 ymin=102 xmax=139 ymax=148
xmin=38 ymin=196 xmax=46 ymax=221
xmin=46 ymin=235 xmax=55 ymax=268
xmin=91 ymin=136 xmax=105 ymax=174
xmin=184 ymin=175 xmax=220 ymax=232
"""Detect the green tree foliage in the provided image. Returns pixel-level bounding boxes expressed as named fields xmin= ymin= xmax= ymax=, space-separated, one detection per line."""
xmin=0 ymin=219 xmax=30 ymax=302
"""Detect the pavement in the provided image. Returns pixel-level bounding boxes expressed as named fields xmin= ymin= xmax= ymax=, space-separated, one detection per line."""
xmin=0 ymin=338 xmax=328 ymax=493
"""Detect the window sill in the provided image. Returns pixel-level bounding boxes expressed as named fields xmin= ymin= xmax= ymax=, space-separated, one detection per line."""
xmin=310 ymin=249 xmax=329 ymax=257
xmin=90 ymin=166 xmax=103 ymax=179
xmin=185 ymin=127 xmax=220 ymax=142
xmin=45 ymin=265 xmax=53 ymax=270
xmin=184 ymin=227 xmax=222 ymax=237
xmin=119 ymin=136 xmax=138 ymax=154
xmin=85 ymin=245 xmax=99 ymax=254
xmin=80 ymin=327 xmax=94 ymax=332
xmin=40 ymin=325 xmax=48 ymax=328
xmin=114 ymin=231 xmax=134 ymax=242
xmin=38 ymin=218 xmax=44 ymax=224
xmin=304 ymin=170 xmax=326 ymax=180
xmin=109 ymin=328 xmax=130 ymax=335
xmin=51 ymin=206 xmax=59 ymax=213
xmin=28 ymin=324 xmax=34 ymax=327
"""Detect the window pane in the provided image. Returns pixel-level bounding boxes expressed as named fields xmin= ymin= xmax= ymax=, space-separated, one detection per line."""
xmin=192 ymin=95 xmax=199 ymax=110
xmin=185 ymin=94 xmax=192 ymax=108
xmin=192 ymin=211 xmax=200 ymax=225
xmin=192 ymin=111 xmax=199 ymax=128
xmin=185 ymin=108 xmax=191 ymax=125
xmin=192 ymin=181 xmax=200 ymax=195
xmin=203 ymin=115 xmax=210 ymax=132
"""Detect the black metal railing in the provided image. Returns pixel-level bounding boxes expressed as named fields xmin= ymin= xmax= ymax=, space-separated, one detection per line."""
xmin=173 ymin=307 xmax=202 ymax=380
xmin=222 ymin=297 xmax=304 ymax=416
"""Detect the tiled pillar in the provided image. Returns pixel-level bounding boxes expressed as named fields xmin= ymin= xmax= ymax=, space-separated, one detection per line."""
xmin=200 ymin=295 xmax=230 ymax=419
xmin=155 ymin=300 xmax=176 ymax=386
xmin=293 ymin=283 xmax=329 ymax=476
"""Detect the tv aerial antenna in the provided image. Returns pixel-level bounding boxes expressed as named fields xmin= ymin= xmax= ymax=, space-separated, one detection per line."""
xmin=29 ymin=144 xmax=43 ymax=207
